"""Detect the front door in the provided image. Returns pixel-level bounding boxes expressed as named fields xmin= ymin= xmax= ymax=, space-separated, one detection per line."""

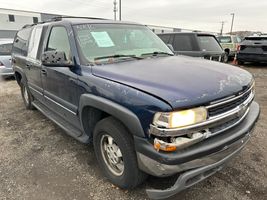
xmin=41 ymin=25 xmax=81 ymax=132
xmin=25 ymin=25 xmax=44 ymax=102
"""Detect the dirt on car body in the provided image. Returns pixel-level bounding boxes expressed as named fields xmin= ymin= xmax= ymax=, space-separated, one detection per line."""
xmin=0 ymin=65 xmax=267 ymax=200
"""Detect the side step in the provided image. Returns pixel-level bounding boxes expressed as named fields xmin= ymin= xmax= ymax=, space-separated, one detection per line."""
xmin=32 ymin=100 xmax=90 ymax=143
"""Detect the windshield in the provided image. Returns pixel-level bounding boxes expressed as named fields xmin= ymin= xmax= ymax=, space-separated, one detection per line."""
xmin=217 ymin=36 xmax=232 ymax=43
xmin=0 ymin=43 xmax=12 ymax=55
xmin=197 ymin=35 xmax=223 ymax=52
xmin=73 ymin=23 xmax=173 ymax=64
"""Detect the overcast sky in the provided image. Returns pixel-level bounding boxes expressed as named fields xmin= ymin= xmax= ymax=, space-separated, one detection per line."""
xmin=0 ymin=0 xmax=266 ymax=33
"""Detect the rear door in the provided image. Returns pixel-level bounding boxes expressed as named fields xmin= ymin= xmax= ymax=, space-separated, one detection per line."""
xmin=41 ymin=25 xmax=81 ymax=132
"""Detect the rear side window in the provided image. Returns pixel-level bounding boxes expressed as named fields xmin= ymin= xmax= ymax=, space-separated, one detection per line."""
xmin=217 ymin=36 xmax=232 ymax=43
xmin=46 ymin=26 xmax=72 ymax=63
xmin=28 ymin=26 xmax=43 ymax=59
xmin=0 ymin=43 xmax=12 ymax=55
xmin=158 ymin=34 xmax=171 ymax=44
xmin=173 ymin=35 xmax=195 ymax=51
xmin=197 ymin=36 xmax=222 ymax=52
xmin=12 ymin=27 xmax=32 ymax=56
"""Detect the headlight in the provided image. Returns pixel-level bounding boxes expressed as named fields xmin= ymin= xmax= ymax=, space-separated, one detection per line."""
xmin=153 ymin=107 xmax=208 ymax=129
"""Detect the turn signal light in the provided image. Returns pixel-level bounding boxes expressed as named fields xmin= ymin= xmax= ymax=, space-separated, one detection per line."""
xmin=154 ymin=139 xmax=177 ymax=152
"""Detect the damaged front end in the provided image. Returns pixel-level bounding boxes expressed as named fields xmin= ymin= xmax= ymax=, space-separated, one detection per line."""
xmin=135 ymin=81 xmax=260 ymax=199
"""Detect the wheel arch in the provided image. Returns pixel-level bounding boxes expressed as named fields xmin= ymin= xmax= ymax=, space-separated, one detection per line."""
xmin=79 ymin=94 xmax=146 ymax=140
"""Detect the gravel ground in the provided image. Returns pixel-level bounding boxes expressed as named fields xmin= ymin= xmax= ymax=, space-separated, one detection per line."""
xmin=0 ymin=64 xmax=266 ymax=200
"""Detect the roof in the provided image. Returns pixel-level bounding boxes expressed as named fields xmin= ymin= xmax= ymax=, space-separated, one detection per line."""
xmin=22 ymin=17 xmax=143 ymax=29
xmin=157 ymin=32 xmax=215 ymax=36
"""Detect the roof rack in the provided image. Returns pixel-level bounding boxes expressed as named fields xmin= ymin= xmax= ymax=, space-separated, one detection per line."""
xmin=51 ymin=16 xmax=107 ymax=21
xmin=21 ymin=16 xmax=108 ymax=29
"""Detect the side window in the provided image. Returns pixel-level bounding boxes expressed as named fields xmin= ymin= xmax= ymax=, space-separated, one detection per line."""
xmin=28 ymin=26 xmax=43 ymax=59
xmin=173 ymin=35 xmax=195 ymax=51
xmin=236 ymin=36 xmax=242 ymax=43
xmin=12 ymin=27 xmax=32 ymax=56
xmin=232 ymin=36 xmax=238 ymax=43
xmin=46 ymin=26 xmax=72 ymax=62
xmin=158 ymin=34 xmax=171 ymax=44
xmin=0 ymin=43 xmax=12 ymax=55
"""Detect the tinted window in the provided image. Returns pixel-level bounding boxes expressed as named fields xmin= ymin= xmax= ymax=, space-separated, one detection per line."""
xmin=217 ymin=36 xmax=232 ymax=43
xmin=8 ymin=14 xmax=15 ymax=22
xmin=28 ymin=26 xmax=43 ymax=59
xmin=0 ymin=43 xmax=12 ymax=55
xmin=46 ymin=26 xmax=72 ymax=62
xmin=12 ymin=27 xmax=32 ymax=56
xmin=244 ymin=37 xmax=267 ymax=41
xmin=33 ymin=17 xmax=38 ymax=23
xmin=158 ymin=34 xmax=171 ymax=44
xmin=173 ymin=35 xmax=195 ymax=51
xmin=198 ymin=36 xmax=222 ymax=52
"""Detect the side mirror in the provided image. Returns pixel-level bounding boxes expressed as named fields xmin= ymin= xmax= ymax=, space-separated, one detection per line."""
xmin=41 ymin=51 xmax=74 ymax=67
xmin=167 ymin=44 xmax=174 ymax=52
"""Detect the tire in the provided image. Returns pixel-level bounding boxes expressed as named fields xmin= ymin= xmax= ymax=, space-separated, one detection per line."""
xmin=20 ymin=81 xmax=35 ymax=110
xmin=93 ymin=117 xmax=147 ymax=189
xmin=237 ymin=60 xmax=244 ymax=65
xmin=223 ymin=52 xmax=229 ymax=63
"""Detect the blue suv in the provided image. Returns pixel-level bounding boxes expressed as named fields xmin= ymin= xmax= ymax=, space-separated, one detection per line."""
xmin=12 ymin=17 xmax=260 ymax=199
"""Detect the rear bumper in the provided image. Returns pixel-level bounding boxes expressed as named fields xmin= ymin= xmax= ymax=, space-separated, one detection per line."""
xmin=134 ymin=101 xmax=260 ymax=199
xmin=237 ymin=53 xmax=267 ymax=62
xmin=0 ymin=67 xmax=14 ymax=77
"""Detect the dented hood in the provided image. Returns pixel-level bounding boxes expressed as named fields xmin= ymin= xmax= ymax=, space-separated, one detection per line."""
xmin=92 ymin=56 xmax=253 ymax=109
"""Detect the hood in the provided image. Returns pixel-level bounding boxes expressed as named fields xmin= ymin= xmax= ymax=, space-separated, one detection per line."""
xmin=92 ymin=56 xmax=253 ymax=109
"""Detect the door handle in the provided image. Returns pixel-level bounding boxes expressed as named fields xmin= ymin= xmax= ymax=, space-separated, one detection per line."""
xmin=26 ymin=63 xmax=32 ymax=69
xmin=41 ymin=69 xmax=47 ymax=76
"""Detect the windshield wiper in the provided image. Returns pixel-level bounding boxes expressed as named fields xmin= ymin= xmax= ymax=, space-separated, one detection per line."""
xmin=141 ymin=51 xmax=174 ymax=57
xmin=94 ymin=54 xmax=142 ymax=61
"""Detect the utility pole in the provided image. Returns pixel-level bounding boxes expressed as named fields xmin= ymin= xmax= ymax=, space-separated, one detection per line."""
xmin=220 ymin=21 xmax=226 ymax=35
xmin=113 ymin=0 xmax=117 ymax=20
xmin=230 ymin=13 xmax=235 ymax=35
xmin=119 ymin=0 xmax=122 ymax=21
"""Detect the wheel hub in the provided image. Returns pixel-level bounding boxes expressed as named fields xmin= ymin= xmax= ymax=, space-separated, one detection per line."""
xmin=100 ymin=134 xmax=124 ymax=176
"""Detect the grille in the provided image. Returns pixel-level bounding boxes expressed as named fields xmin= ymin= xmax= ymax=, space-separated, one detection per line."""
xmin=208 ymin=89 xmax=251 ymax=117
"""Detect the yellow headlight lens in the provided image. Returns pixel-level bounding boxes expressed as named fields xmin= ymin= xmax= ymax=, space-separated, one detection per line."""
xmin=153 ymin=107 xmax=207 ymax=129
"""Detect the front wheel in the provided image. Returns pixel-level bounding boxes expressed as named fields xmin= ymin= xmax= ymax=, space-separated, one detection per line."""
xmin=93 ymin=117 xmax=147 ymax=189
xmin=20 ymin=82 xmax=34 ymax=110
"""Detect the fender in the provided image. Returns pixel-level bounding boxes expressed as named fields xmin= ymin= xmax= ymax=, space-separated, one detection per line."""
xmin=79 ymin=94 xmax=146 ymax=138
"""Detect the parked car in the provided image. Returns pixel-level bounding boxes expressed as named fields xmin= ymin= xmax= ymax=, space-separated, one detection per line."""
xmin=12 ymin=17 xmax=260 ymax=199
xmin=0 ymin=38 xmax=14 ymax=78
xmin=158 ymin=32 xmax=226 ymax=62
xmin=217 ymin=35 xmax=242 ymax=61
xmin=237 ymin=36 xmax=267 ymax=64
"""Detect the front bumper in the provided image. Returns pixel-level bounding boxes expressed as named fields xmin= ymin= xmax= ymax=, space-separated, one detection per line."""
xmin=135 ymin=101 xmax=260 ymax=199
xmin=237 ymin=53 xmax=267 ymax=63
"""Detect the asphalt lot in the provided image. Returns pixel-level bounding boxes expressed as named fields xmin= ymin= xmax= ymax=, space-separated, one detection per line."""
xmin=0 ymin=63 xmax=266 ymax=200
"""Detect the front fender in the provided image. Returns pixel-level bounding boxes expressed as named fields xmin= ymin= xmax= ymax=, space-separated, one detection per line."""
xmin=79 ymin=94 xmax=146 ymax=138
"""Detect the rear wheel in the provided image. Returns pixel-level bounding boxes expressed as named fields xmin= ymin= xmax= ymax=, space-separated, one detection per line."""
xmin=93 ymin=117 xmax=147 ymax=189
xmin=237 ymin=60 xmax=244 ymax=65
xmin=20 ymin=81 xmax=34 ymax=110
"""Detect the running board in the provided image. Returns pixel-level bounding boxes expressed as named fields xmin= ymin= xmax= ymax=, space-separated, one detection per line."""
xmin=32 ymin=100 xmax=90 ymax=143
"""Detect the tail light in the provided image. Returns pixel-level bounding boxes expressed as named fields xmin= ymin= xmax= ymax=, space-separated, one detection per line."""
xmin=237 ymin=45 xmax=241 ymax=52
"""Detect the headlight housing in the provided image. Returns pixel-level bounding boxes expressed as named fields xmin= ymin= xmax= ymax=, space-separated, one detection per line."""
xmin=153 ymin=107 xmax=208 ymax=129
